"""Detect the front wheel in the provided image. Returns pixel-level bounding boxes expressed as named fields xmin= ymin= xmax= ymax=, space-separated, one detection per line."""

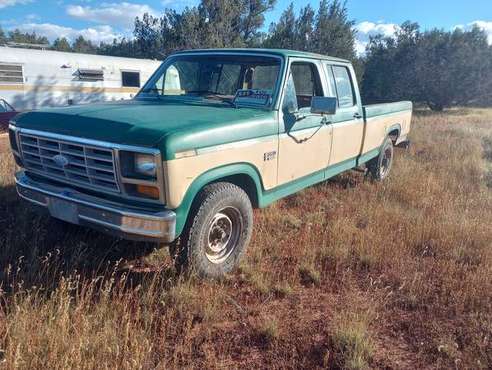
xmin=367 ymin=137 xmax=394 ymax=181
xmin=170 ymin=182 xmax=253 ymax=279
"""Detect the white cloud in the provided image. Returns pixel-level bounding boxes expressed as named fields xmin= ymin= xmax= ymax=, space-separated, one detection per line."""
xmin=25 ymin=13 xmax=40 ymax=21
xmin=355 ymin=21 xmax=398 ymax=37
xmin=353 ymin=21 xmax=399 ymax=55
xmin=14 ymin=22 xmax=121 ymax=44
xmin=455 ymin=20 xmax=492 ymax=44
xmin=66 ymin=2 xmax=157 ymax=29
xmin=354 ymin=39 xmax=367 ymax=56
xmin=0 ymin=0 xmax=31 ymax=9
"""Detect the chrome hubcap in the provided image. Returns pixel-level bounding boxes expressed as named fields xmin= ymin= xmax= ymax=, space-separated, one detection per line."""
xmin=380 ymin=146 xmax=392 ymax=177
xmin=206 ymin=207 xmax=242 ymax=264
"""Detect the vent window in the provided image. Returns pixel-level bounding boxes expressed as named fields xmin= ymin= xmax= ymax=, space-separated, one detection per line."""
xmin=76 ymin=68 xmax=104 ymax=81
xmin=122 ymin=71 xmax=140 ymax=87
xmin=0 ymin=63 xmax=24 ymax=84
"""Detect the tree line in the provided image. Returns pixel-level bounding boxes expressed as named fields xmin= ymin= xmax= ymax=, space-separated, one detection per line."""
xmin=1 ymin=0 xmax=491 ymax=110
xmin=363 ymin=22 xmax=492 ymax=110
xmin=0 ymin=28 xmax=100 ymax=54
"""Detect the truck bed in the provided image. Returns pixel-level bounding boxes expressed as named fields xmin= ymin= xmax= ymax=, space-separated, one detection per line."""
xmin=363 ymin=101 xmax=413 ymax=119
xmin=360 ymin=101 xmax=413 ymax=154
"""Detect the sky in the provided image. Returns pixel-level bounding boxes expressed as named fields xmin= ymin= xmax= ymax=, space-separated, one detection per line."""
xmin=0 ymin=0 xmax=491 ymax=54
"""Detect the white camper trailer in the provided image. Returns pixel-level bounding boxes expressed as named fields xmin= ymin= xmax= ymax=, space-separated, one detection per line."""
xmin=0 ymin=47 xmax=161 ymax=110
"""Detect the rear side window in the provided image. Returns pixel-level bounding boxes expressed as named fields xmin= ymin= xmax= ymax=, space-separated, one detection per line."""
xmin=122 ymin=71 xmax=141 ymax=87
xmin=332 ymin=66 xmax=355 ymax=108
xmin=324 ymin=65 xmax=337 ymax=97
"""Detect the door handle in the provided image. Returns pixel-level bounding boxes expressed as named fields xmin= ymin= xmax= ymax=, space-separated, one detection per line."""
xmin=353 ymin=112 xmax=362 ymax=119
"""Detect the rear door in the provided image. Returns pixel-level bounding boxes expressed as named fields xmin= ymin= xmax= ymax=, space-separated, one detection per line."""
xmin=277 ymin=58 xmax=333 ymax=185
xmin=324 ymin=63 xmax=364 ymax=165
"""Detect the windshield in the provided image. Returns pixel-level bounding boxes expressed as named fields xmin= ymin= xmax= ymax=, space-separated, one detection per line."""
xmin=138 ymin=54 xmax=282 ymax=108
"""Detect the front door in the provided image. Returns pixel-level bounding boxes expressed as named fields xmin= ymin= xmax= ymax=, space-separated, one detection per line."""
xmin=277 ymin=60 xmax=333 ymax=185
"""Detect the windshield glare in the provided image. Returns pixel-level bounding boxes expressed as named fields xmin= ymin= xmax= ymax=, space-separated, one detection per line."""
xmin=138 ymin=54 xmax=281 ymax=107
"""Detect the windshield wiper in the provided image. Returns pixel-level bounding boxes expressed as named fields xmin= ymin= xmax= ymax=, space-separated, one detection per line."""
xmin=210 ymin=96 xmax=237 ymax=108
xmin=187 ymin=91 xmax=237 ymax=108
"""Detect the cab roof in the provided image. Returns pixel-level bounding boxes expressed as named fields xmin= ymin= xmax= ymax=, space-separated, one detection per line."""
xmin=171 ymin=48 xmax=350 ymax=63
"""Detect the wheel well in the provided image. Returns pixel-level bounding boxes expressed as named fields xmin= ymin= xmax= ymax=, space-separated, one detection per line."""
xmin=388 ymin=128 xmax=400 ymax=144
xmin=214 ymin=174 xmax=259 ymax=208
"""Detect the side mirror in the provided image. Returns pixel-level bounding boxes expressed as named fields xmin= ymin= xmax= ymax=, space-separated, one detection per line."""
xmin=310 ymin=96 xmax=337 ymax=115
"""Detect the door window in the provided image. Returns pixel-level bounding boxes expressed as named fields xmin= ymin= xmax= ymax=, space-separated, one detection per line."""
xmin=332 ymin=66 xmax=355 ymax=108
xmin=288 ymin=62 xmax=324 ymax=111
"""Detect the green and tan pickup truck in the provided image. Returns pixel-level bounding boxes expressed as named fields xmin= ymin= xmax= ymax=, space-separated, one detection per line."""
xmin=9 ymin=49 xmax=412 ymax=277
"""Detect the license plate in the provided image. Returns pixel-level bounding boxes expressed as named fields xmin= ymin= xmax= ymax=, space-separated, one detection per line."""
xmin=48 ymin=198 xmax=79 ymax=224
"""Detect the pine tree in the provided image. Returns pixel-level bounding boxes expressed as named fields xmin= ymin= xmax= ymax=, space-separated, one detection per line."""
xmin=263 ymin=1 xmax=356 ymax=60
xmin=263 ymin=3 xmax=296 ymax=49
xmin=72 ymin=36 xmax=97 ymax=54
xmin=52 ymin=37 xmax=71 ymax=52
xmin=0 ymin=26 xmax=6 ymax=45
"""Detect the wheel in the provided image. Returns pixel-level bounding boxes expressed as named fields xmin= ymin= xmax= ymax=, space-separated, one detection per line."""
xmin=367 ymin=137 xmax=394 ymax=181
xmin=169 ymin=182 xmax=253 ymax=278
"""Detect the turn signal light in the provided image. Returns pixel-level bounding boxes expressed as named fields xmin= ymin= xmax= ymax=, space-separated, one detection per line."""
xmin=136 ymin=184 xmax=160 ymax=199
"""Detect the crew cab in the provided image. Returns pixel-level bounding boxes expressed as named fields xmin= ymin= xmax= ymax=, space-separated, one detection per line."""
xmin=9 ymin=49 xmax=412 ymax=278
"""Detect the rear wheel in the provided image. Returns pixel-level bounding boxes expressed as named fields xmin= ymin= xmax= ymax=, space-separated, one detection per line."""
xmin=367 ymin=137 xmax=394 ymax=181
xmin=169 ymin=182 xmax=253 ymax=279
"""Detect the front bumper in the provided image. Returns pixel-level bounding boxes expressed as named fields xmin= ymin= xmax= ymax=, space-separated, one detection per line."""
xmin=15 ymin=171 xmax=176 ymax=243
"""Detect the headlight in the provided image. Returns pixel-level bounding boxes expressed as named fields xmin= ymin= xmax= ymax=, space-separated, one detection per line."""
xmin=118 ymin=150 xmax=162 ymax=201
xmin=135 ymin=153 xmax=157 ymax=177
xmin=8 ymin=126 xmax=19 ymax=152
xmin=8 ymin=125 xmax=23 ymax=167
xmin=120 ymin=151 xmax=158 ymax=179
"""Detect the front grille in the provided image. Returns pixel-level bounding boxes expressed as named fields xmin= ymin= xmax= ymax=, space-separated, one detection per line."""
xmin=19 ymin=133 xmax=120 ymax=193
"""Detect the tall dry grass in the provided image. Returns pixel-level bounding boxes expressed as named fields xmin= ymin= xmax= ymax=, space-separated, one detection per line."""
xmin=0 ymin=108 xmax=491 ymax=369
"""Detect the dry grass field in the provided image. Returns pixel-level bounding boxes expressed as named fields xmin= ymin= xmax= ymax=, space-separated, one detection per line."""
xmin=0 ymin=134 xmax=8 ymax=155
xmin=1 ymin=108 xmax=492 ymax=369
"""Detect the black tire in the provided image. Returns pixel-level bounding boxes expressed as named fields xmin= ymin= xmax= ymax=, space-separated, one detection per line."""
xmin=169 ymin=182 xmax=253 ymax=279
xmin=367 ymin=137 xmax=394 ymax=181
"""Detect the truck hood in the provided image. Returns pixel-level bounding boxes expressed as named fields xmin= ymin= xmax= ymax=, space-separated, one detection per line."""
xmin=13 ymin=99 xmax=276 ymax=152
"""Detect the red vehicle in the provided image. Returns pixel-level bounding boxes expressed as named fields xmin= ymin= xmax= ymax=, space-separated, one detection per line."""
xmin=0 ymin=99 xmax=17 ymax=133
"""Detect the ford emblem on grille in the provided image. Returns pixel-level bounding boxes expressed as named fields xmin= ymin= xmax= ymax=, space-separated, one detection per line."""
xmin=52 ymin=154 xmax=69 ymax=168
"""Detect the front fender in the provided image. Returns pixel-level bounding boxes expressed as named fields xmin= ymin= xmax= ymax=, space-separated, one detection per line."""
xmin=173 ymin=163 xmax=264 ymax=237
